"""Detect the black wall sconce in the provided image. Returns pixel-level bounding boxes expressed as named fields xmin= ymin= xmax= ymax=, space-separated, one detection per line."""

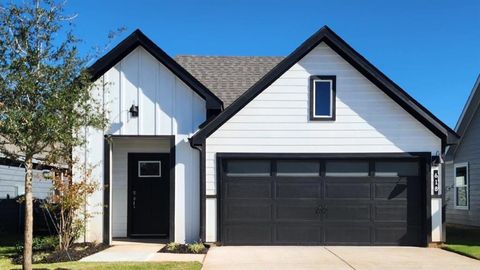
xmin=129 ymin=104 xmax=139 ymax=117
xmin=431 ymin=155 xmax=441 ymax=166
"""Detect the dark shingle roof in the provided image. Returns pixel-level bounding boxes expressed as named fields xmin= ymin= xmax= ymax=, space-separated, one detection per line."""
xmin=174 ymin=55 xmax=284 ymax=107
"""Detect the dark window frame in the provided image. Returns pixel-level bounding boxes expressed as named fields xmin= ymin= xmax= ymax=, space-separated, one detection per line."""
xmin=454 ymin=162 xmax=469 ymax=210
xmin=309 ymin=75 xmax=336 ymax=121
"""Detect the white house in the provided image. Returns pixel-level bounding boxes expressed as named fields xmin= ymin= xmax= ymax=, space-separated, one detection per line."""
xmin=78 ymin=26 xmax=458 ymax=246
xmin=0 ymin=159 xmax=51 ymax=199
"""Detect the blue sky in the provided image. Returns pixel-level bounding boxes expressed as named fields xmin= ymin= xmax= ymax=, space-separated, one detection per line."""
xmin=65 ymin=0 xmax=480 ymax=128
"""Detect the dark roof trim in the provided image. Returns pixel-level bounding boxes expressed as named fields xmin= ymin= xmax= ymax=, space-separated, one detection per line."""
xmin=191 ymin=26 xmax=458 ymax=146
xmin=446 ymin=74 xmax=480 ymax=158
xmin=88 ymin=29 xmax=223 ymax=110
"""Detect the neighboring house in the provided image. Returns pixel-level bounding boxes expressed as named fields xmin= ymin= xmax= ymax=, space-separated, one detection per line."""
xmin=78 ymin=26 xmax=458 ymax=246
xmin=0 ymin=158 xmax=51 ymax=199
xmin=445 ymin=75 xmax=480 ymax=227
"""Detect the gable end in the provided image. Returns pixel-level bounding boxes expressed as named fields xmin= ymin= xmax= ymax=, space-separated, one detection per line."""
xmin=88 ymin=29 xmax=223 ymax=110
xmin=190 ymin=26 xmax=458 ymax=147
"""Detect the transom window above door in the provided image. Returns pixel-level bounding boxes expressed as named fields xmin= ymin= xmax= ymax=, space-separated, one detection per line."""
xmin=310 ymin=75 xmax=336 ymax=121
xmin=138 ymin=161 xmax=161 ymax=177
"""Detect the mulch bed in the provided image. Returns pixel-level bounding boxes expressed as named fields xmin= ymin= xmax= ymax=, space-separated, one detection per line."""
xmin=159 ymin=244 xmax=209 ymax=254
xmin=12 ymin=242 xmax=109 ymax=264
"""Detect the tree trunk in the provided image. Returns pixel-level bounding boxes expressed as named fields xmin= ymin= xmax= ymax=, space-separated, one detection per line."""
xmin=23 ymin=158 xmax=33 ymax=270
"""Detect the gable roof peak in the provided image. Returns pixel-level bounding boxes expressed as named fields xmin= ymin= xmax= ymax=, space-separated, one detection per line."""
xmin=87 ymin=29 xmax=223 ymax=109
xmin=191 ymin=25 xmax=458 ymax=146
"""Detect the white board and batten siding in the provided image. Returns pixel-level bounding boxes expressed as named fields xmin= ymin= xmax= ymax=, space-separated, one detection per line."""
xmin=0 ymin=165 xmax=51 ymax=199
xmin=204 ymin=42 xmax=443 ymax=242
xmin=81 ymin=46 xmax=205 ymax=243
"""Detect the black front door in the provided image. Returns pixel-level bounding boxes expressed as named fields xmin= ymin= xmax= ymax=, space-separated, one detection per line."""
xmin=128 ymin=153 xmax=169 ymax=237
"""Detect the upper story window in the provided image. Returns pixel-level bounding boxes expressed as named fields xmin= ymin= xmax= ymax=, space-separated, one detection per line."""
xmin=310 ymin=76 xmax=336 ymax=121
xmin=454 ymin=163 xmax=469 ymax=209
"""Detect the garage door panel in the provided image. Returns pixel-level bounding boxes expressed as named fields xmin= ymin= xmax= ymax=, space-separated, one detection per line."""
xmin=276 ymin=201 xmax=320 ymax=221
xmin=275 ymin=223 xmax=322 ymax=243
xmin=325 ymin=182 xmax=371 ymax=199
xmin=276 ymin=182 xmax=321 ymax=199
xmin=374 ymin=204 xmax=407 ymax=222
xmin=374 ymin=226 xmax=422 ymax=245
xmin=225 ymin=182 xmax=271 ymax=198
xmin=224 ymin=202 xmax=272 ymax=221
xmin=324 ymin=203 xmax=371 ymax=221
xmin=374 ymin=182 xmax=407 ymax=200
xmin=324 ymin=226 xmax=371 ymax=244
xmin=224 ymin=224 xmax=272 ymax=244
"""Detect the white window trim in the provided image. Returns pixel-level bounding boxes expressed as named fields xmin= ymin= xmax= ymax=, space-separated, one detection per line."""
xmin=138 ymin=161 xmax=161 ymax=178
xmin=453 ymin=162 xmax=469 ymax=210
xmin=312 ymin=79 xmax=333 ymax=118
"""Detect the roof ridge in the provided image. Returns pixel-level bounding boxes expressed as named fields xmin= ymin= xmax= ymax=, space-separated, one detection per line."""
xmin=174 ymin=55 xmax=285 ymax=58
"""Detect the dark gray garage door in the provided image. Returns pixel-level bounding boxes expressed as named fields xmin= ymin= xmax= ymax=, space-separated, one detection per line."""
xmin=219 ymin=155 xmax=426 ymax=246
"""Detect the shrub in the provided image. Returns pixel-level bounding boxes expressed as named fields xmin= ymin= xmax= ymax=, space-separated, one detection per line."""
xmin=188 ymin=242 xmax=205 ymax=254
xmin=15 ymin=236 xmax=59 ymax=254
xmin=44 ymin=169 xmax=97 ymax=251
xmin=166 ymin=242 xmax=179 ymax=252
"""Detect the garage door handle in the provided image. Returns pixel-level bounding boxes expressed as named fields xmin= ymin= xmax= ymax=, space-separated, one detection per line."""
xmin=315 ymin=206 xmax=327 ymax=215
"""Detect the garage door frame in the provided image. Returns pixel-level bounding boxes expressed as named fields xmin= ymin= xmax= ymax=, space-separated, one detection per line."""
xmin=216 ymin=152 xmax=432 ymax=246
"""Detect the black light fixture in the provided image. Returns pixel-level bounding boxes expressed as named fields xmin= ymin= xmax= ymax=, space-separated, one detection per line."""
xmin=129 ymin=104 xmax=139 ymax=117
xmin=432 ymin=151 xmax=444 ymax=166
xmin=431 ymin=155 xmax=441 ymax=166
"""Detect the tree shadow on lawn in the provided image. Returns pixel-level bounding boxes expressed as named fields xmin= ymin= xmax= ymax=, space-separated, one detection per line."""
xmin=446 ymin=226 xmax=480 ymax=245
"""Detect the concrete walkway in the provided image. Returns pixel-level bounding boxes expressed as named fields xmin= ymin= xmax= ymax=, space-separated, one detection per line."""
xmin=202 ymin=246 xmax=480 ymax=270
xmin=80 ymin=240 xmax=204 ymax=263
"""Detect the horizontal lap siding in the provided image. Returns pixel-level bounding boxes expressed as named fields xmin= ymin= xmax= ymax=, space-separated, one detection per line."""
xmin=0 ymin=165 xmax=51 ymax=199
xmin=446 ymin=106 xmax=480 ymax=227
xmin=111 ymin=138 xmax=170 ymax=237
xmin=204 ymin=42 xmax=441 ymax=242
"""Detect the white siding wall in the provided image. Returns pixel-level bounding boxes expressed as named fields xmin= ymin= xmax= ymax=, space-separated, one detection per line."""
xmin=205 ymin=42 xmax=442 ymax=242
xmin=0 ymin=165 xmax=51 ymax=199
xmin=80 ymin=47 xmax=206 ymax=243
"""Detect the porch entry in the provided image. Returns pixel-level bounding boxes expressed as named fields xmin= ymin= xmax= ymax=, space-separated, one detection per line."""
xmin=128 ymin=153 xmax=170 ymax=237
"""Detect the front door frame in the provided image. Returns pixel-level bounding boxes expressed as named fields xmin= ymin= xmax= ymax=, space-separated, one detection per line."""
xmin=216 ymin=152 xmax=431 ymax=246
xmin=127 ymin=152 xmax=170 ymax=237
xmin=103 ymin=135 xmax=175 ymax=243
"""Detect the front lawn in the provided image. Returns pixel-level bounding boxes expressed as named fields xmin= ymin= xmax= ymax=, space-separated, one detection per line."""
xmin=443 ymin=226 xmax=480 ymax=260
xmin=0 ymin=234 xmax=201 ymax=270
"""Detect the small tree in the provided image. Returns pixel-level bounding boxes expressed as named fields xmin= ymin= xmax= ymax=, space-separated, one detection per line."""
xmin=0 ymin=1 xmax=107 ymax=269
xmin=46 ymin=167 xmax=97 ymax=251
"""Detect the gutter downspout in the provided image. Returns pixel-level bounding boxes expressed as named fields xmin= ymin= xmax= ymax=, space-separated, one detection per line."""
xmin=190 ymin=138 xmax=206 ymax=243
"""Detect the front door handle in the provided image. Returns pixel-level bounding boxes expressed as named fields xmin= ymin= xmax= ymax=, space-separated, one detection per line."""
xmin=133 ymin=190 xmax=136 ymax=209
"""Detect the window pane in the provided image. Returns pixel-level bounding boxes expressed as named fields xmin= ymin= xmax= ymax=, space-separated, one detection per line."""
xmin=375 ymin=161 xmax=419 ymax=177
xmin=456 ymin=187 xmax=468 ymax=207
xmin=314 ymin=80 xmax=332 ymax=117
xmin=455 ymin=166 xmax=467 ymax=186
xmin=226 ymin=160 xmax=271 ymax=177
xmin=277 ymin=160 xmax=320 ymax=177
xmin=139 ymin=161 xmax=161 ymax=177
xmin=325 ymin=161 xmax=369 ymax=177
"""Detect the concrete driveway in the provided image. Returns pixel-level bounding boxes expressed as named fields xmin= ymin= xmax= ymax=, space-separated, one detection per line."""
xmin=202 ymin=246 xmax=480 ymax=270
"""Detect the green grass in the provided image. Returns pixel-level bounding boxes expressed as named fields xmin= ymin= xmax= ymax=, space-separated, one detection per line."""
xmin=0 ymin=234 xmax=201 ymax=270
xmin=443 ymin=226 xmax=480 ymax=260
